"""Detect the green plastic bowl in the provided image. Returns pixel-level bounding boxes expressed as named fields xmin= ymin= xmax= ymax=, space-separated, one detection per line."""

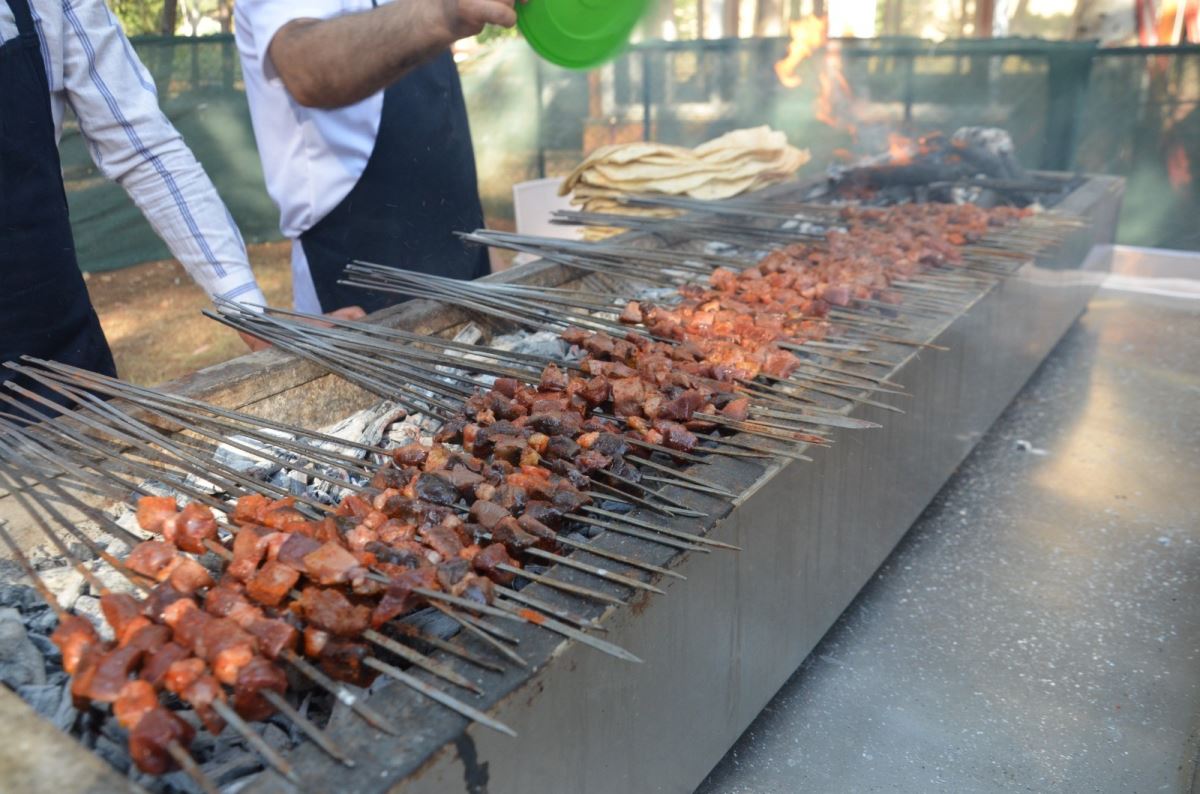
xmin=517 ymin=0 xmax=651 ymax=70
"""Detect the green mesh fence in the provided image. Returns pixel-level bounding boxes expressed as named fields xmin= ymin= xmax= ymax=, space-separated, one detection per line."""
xmin=63 ymin=35 xmax=1200 ymax=274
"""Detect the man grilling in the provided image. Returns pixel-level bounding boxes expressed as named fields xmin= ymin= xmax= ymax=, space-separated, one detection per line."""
xmin=0 ymin=0 xmax=268 ymax=411
xmin=235 ymin=0 xmax=521 ymax=316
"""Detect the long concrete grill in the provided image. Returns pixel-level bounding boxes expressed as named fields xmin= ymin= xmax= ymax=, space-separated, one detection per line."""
xmin=0 ymin=172 xmax=1124 ymax=793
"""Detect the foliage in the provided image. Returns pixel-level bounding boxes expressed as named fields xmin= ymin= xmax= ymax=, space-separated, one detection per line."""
xmin=109 ymin=0 xmax=165 ymax=36
xmin=477 ymin=23 xmax=521 ymax=44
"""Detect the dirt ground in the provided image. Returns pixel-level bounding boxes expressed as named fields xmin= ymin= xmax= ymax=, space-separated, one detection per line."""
xmin=85 ymin=239 xmax=517 ymax=387
xmin=86 ymin=241 xmax=294 ymax=386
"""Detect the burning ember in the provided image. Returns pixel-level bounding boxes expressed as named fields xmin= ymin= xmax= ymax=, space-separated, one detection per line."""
xmin=886 ymin=133 xmax=917 ymax=166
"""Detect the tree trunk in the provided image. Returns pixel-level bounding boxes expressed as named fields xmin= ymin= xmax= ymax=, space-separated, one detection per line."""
xmin=975 ymin=0 xmax=995 ymax=36
xmin=723 ymin=0 xmax=740 ymax=36
xmin=697 ymin=0 xmax=706 ymax=38
xmin=161 ymin=0 xmax=177 ymax=36
xmin=218 ymin=0 xmax=233 ymax=34
xmin=754 ymin=0 xmax=783 ymax=35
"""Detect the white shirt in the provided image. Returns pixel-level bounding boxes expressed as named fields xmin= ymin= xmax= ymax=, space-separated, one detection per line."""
xmin=235 ymin=0 xmax=387 ymax=313
xmin=0 ymin=0 xmax=266 ymax=307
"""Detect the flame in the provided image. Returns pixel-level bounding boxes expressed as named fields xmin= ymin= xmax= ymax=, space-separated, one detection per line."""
xmin=775 ymin=16 xmax=858 ymax=140
xmin=774 ymin=17 xmax=828 ymax=89
xmin=887 ymin=133 xmax=915 ymax=166
xmin=1167 ymin=143 xmax=1192 ymax=189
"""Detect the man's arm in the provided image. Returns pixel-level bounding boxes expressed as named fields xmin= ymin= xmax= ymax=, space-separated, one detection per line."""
xmin=268 ymin=0 xmax=519 ymax=109
xmin=61 ymin=0 xmax=267 ymax=310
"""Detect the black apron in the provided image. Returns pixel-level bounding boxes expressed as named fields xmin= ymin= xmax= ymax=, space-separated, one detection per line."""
xmin=300 ymin=49 xmax=490 ymax=315
xmin=0 ymin=0 xmax=116 ymax=417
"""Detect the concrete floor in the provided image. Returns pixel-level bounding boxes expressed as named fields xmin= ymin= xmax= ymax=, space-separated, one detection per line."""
xmin=696 ymin=267 xmax=1200 ymax=793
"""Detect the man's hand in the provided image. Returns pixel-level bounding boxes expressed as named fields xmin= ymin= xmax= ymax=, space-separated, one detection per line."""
xmin=238 ymin=305 xmax=367 ymax=352
xmin=270 ymin=0 xmax=521 ymax=109
xmin=436 ymin=0 xmax=520 ymax=40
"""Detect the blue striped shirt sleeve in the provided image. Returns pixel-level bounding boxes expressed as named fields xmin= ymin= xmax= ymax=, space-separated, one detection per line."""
xmin=60 ymin=0 xmax=265 ymax=307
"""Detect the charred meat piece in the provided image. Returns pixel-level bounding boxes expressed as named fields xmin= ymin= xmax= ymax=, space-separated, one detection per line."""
xmin=652 ymin=420 xmax=698 ymax=453
xmin=140 ymin=642 xmax=191 ymax=688
xmin=166 ymin=557 xmax=216 ymax=596
xmin=544 ymin=435 xmax=581 ymax=461
xmin=618 ymin=300 xmax=644 ymax=325
xmin=51 ymin=615 xmax=101 ymax=677
xmin=244 ymin=561 xmax=300 ymax=607
xmin=73 ymin=645 xmax=145 ymax=703
xmin=317 ymin=640 xmax=371 ymax=687
xmin=370 ymin=465 xmax=408 ymax=491
xmin=126 ymin=540 xmax=181 ymax=582
xmin=200 ymin=620 xmax=258 ymax=685
xmin=274 ymin=532 xmax=323 ymax=571
xmin=243 ymin=617 xmax=298 ymax=660
xmin=523 ymin=500 xmax=565 ymax=530
xmin=129 ymin=706 xmax=196 ymax=775
xmin=495 ymin=483 xmax=528 ymax=513
xmin=491 ymin=435 xmax=528 ymax=465
xmin=539 ymin=363 xmax=570 ymax=392
xmin=575 ymin=449 xmax=611 ymax=474
xmin=445 ymin=464 xmax=486 ymax=498
xmin=516 ymin=514 xmax=558 ymax=548
xmin=469 ymin=499 xmax=511 ymax=530
xmin=135 ymin=496 xmax=178 ymax=534
xmin=490 ymin=516 xmax=540 ymax=553
xmin=528 ymin=409 xmax=583 ymax=438
xmin=436 ymin=558 xmax=472 ymax=592
xmin=162 ymin=503 xmax=218 ymax=554
xmin=371 ymin=566 xmax=439 ymax=628
xmin=493 ymin=377 xmax=520 ymax=398
xmin=590 ymin=432 xmax=629 ymax=458
xmin=392 ymin=443 xmax=430 ymax=468
xmin=414 ymin=471 xmax=460 ymax=506
xmin=232 ymin=657 xmax=287 ymax=722
xmin=101 ymin=592 xmax=144 ymax=639
xmin=420 ymin=524 xmax=465 ymax=561
xmin=433 ymin=417 xmax=467 ymax=444
xmin=550 ymin=486 xmax=591 ymax=514
xmin=140 ymin=582 xmax=189 ymax=624
xmin=258 ymin=500 xmax=309 ymax=532
xmin=302 ymin=542 xmax=365 ymax=586
xmin=297 ymin=587 xmax=371 ymax=638
xmin=718 ymin=396 xmax=751 ymax=422
xmin=121 ymin=622 xmax=171 ymax=655
xmin=114 ymin=680 xmax=159 ymax=730
xmin=611 ymin=378 xmax=647 ymax=417
xmin=471 ymin=543 xmax=518 ymax=586
xmin=229 ymin=527 xmax=274 ymax=581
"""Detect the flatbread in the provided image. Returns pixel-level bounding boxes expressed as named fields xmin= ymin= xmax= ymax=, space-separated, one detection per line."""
xmin=560 ymin=127 xmax=810 ymax=210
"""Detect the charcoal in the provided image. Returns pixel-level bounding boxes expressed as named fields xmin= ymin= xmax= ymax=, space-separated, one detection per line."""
xmin=260 ymin=722 xmax=291 ymax=753
xmin=17 ymin=682 xmax=65 ymax=721
xmin=0 ymin=583 xmax=41 ymax=611
xmin=0 ymin=607 xmax=45 ymax=687
xmin=202 ymin=751 xmax=262 ymax=786
xmin=94 ymin=735 xmax=131 ymax=773
xmin=26 ymin=606 xmax=59 ymax=636
xmin=27 ymin=631 xmax=61 ymax=668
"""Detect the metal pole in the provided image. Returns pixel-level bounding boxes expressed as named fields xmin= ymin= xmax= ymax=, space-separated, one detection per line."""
xmin=642 ymin=48 xmax=653 ymax=141
xmin=535 ymin=55 xmax=547 ymax=179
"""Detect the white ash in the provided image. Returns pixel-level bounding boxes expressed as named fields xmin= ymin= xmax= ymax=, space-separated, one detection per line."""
xmin=952 ymin=126 xmax=1015 ymax=158
xmin=490 ymin=329 xmax=570 ymax=360
xmin=632 ymin=286 xmax=681 ymax=303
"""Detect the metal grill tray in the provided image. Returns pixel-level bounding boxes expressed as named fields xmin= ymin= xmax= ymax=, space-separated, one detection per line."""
xmin=0 ymin=174 xmax=1124 ymax=794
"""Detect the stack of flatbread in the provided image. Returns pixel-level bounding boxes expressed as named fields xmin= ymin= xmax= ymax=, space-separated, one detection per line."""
xmin=560 ymin=126 xmax=810 ymax=218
